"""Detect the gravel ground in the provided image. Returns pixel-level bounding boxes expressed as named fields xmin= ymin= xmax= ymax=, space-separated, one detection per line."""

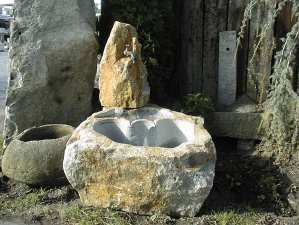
xmin=0 ymin=51 xmax=9 ymax=133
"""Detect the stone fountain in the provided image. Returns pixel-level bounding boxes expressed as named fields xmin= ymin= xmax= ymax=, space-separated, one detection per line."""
xmin=63 ymin=21 xmax=216 ymax=217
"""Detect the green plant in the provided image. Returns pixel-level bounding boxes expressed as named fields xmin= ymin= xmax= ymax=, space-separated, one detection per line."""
xmin=239 ymin=0 xmax=299 ymax=164
xmin=260 ymin=16 xmax=299 ymax=163
xmin=183 ymin=93 xmax=214 ymax=116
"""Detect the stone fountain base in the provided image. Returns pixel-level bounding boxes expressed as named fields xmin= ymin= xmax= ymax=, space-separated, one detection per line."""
xmin=63 ymin=106 xmax=216 ymax=217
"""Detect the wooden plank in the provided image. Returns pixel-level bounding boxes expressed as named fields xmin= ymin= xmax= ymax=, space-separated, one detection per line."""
xmin=202 ymin=0 xmax=217 ymax=101
xmin=202 ymin=0 xmax=228 ymax=102
xmin=275 ymin=2 xmax=292 ymax=49
xmin=227 ymin=0 xmax=249 ymax=97
xmin=217 ymin=0 xmax=229 ymax=31
xmin=218 ymin=31 xmax=237 ymax=107
xmin=276 ymin=3 xmax=299 ymax=91
xmin=178 ymin=0 xmax=204 ymax=94
xmin=247 ymin=1 xmax=275 ymax=104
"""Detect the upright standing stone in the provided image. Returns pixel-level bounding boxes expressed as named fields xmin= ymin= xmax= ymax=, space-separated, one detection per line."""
xmin=99 ymin=21 xmax=150 ymax=108
xmin=4 ymin=0 xmax=98 ymax=145
xmin=218 ymin=31 xmax=237 ymax=108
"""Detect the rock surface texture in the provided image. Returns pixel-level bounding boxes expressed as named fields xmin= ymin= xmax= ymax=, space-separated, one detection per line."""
xmin=286 ymin=151 xmax=299 ymax=214
xmin=4 ymin=0 xmax=98 ymax=145
xmin=99 ymin=21 xmax=150 ymax=108
xmin=2 ymin=124 xmax=74 ymax=185
xmin=64 ymin=106 xmax=216 ymax=217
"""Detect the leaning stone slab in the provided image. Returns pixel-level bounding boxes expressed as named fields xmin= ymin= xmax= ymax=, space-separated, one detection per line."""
xmin=2 ymin=124 xmax=74 ymax=185
xmin=4 ymin=0 xmax=98 ymax=145
xmin=218 ymin=31 xmax=237 ymax=108
xmin=63 ymin=106 xmax=216 ymax=217
xmin=99 ymin=21 xmax=150 ymax=108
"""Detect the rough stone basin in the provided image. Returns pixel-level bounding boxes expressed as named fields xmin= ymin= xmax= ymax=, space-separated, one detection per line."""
xmin=2 ymin=124 xmax=74 ymax=185
xmin=63 ymin=106 xmax=216 ymax=217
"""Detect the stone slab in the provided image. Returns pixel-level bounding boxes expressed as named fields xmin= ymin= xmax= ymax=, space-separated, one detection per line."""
xmin=218 ymin=31 xmax=237 ymax=107
xmin=205 ymin=112 xmax=263 ymax=140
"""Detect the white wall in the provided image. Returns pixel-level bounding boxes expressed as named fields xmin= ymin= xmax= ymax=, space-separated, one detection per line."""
xmin=0 ymin=0 xmax=14 ymax=5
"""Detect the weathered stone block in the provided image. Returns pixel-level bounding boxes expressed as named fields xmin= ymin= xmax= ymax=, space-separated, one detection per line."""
xmin=4 ymin=0 xmax=98 ymax=145
xmin=205 ymin=112 xmax=263 ymax=140
xmin=99 ymin=21 xmax=150 ymax=108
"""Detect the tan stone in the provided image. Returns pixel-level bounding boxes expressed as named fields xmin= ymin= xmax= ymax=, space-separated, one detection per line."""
xmin=99 ymin=21 xmax=150 ymax=108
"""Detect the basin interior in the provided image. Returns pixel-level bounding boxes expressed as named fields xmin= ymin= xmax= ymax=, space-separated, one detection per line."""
xmin=19 ymin=125 xmax=74 ymax=142
xmin=93 ymin=118 xmax=195 ymax=148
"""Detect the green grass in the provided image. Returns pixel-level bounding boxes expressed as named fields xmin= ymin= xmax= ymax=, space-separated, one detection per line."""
xmin=211 ymin=209 xmax=260 ymax=225
xmin=58 ymin=203 xmax=131 ymax=225
xmin=0 ymin=188 xmax=49 ymax=215
xmin=0 ymin=187 xmax=132 ymax=225
xmin=0 ymin=186 xmax=285 ymax=225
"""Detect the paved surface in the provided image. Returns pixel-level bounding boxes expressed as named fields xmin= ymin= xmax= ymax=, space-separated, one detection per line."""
xmin=0 ymin=221 xmax=26 ymax=225
xmin=0 ymin=51 xmax=9 ymax=133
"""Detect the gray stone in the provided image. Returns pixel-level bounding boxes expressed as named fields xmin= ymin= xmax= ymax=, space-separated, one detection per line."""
xmin=218 ymin=31 xmax=237 ymax=108
xmin=205 ymin=112 xmax=263 ymax=140
xmin=2 ymin=124 xmax=74 ymax=185
xmin=228 ymin=95 xmax=257 ymax=113
xmin=64 ymin=106 xmax=216 ymax=217
xmin=4 ymin=0 xmax=98 ymax=145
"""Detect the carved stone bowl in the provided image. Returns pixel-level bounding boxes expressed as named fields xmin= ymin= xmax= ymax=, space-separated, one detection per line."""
xmin=2 ymin=124 xmax=74 ymax=185
xmin=63 ymin=106 xmax=216 ymax=217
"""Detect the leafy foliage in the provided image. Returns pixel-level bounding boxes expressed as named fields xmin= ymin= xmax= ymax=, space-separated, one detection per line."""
xmin=182 ymin=93 xmax=214 ymax=116
xmin=240 ymin=0 xmax=299 ymax=164
xmin=260 ymin=14 xmax=299 ymax=163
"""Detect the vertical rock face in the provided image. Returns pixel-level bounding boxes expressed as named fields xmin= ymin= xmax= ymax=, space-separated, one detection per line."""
xmin=4 ymin=0 xmax=98 ymax=144
xmin=99 ymin=21 xmax=150 ymax=108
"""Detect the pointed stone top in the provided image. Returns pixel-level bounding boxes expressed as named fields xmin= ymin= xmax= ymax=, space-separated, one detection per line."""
xmin=99 ymin=21 xmax=150 ymax=109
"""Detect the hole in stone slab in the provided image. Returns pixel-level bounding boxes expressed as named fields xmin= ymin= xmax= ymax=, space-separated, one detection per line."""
xmin=19 ymin=125 xmax=74 ymax=142
xmin=93 ymin=118 xmax=194 ymax=148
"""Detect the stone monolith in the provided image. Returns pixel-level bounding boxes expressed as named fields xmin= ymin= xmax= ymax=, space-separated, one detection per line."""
xmin=4 ymin=0 xmax=98 ymax=145
xmin=99 ymin=21 xmax=150 ymax=108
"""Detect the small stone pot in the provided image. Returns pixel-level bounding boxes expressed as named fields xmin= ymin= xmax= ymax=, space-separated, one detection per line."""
xmin=2 ymin=124 xmax=74 ymax=186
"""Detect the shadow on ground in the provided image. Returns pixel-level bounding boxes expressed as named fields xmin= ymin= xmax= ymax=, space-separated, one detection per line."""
xmin=201 ymin=137 xmax=294 ymax=217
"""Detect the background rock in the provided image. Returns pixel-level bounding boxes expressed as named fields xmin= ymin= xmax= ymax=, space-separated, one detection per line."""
xmin=4 ymin=0 xmax=98 ymax=145
xmin=99 ymin=21 xmax=150 ymax=108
